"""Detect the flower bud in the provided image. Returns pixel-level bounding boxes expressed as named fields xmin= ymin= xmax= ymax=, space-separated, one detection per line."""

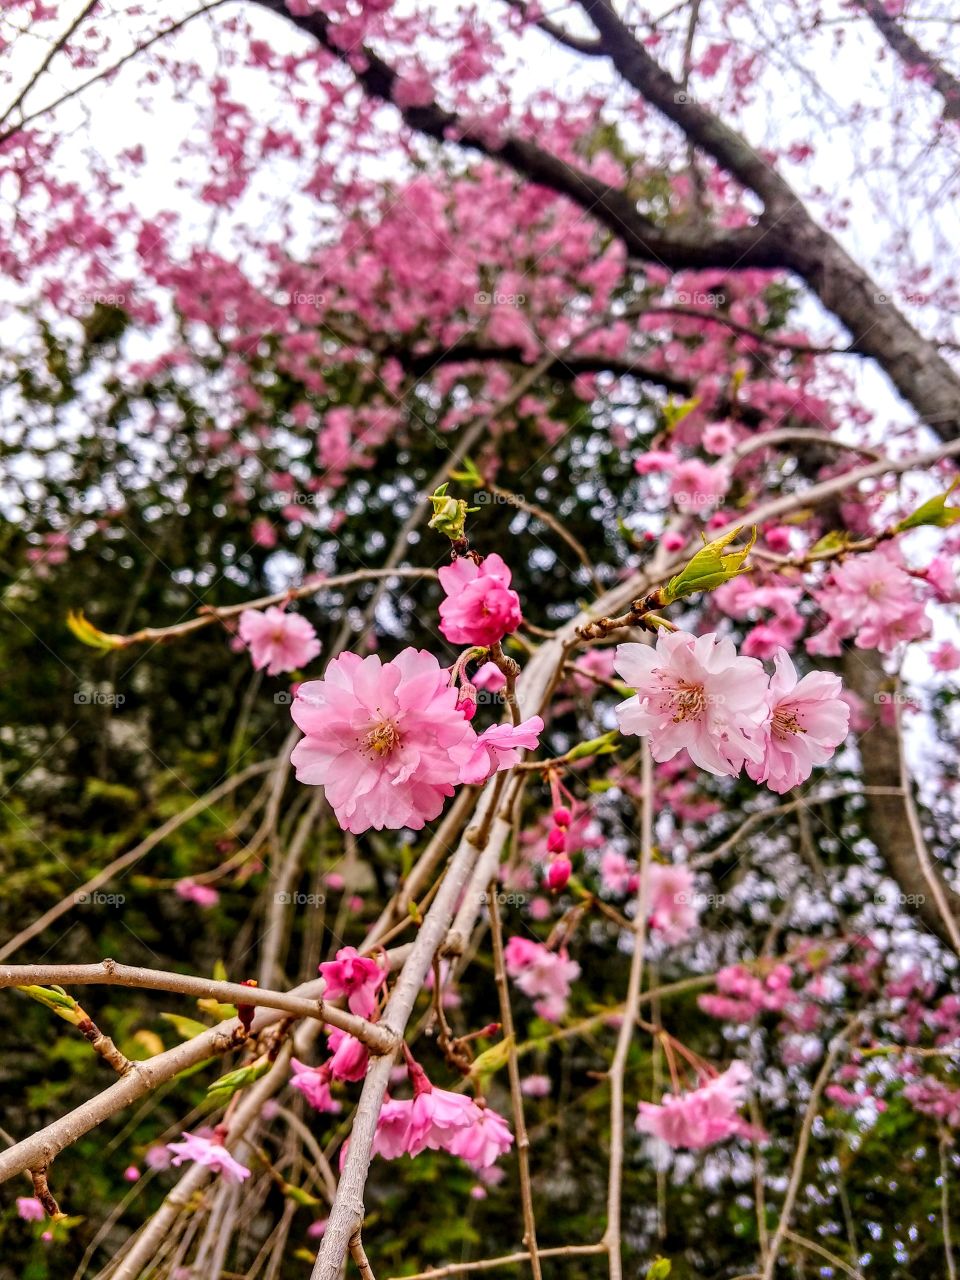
xmin=546 ymin=826 xmax=567 ymax=854
xmin=552 ymin=806 xmax=572 ymax=827
xmin=546 ymin=856 xmax=571 ymax=892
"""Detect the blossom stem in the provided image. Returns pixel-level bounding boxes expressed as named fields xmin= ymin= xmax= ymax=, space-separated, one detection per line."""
xmin=487 ymin=876 xmax=543 ymax=1280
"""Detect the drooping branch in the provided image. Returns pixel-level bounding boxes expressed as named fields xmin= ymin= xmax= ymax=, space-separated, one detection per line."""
xmin=857 ymin=1 xmax=960 ymax=120
xmin=247 ymin=0 xmax=782 ymax=273
xmin=573 ymin=0 xmax=960 ymax=441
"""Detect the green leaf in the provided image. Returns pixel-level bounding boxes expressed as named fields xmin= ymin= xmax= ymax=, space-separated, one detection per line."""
xmin=66 ymin=609 xmax=126 ymax=651
xmin=566 ymin=730 xmax=620 ymax=762
xmin=160 ymin=1012 xmax=211 ymax=1041
xmin=17 ymin=985 xmax=82 ymax=1026
xmin=662 ymin=395 xmax=701 ymax=433
xmin=809 ymin=530 xmax=848 ymax=555
xmin=207 ymin=1060 xmax=270 ymax=1100
xmin=662 ymin=527 xmax=756 ymax=604
xmin=894 ymin=481 xmax=960 ymax=532
xmin=467 ymin=1035 xmax=513 ymax=1083
xmin=647 ymin=1259 xmax=672 ymax=1280
xmin=427 ymin=484 xmax=476 ymax=540
xmin=449 ymin=456 xmax=484 ymax=488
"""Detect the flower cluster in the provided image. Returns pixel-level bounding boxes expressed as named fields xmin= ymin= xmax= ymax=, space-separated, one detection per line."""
xmin=636 ymin=1061 xmax=757 ymax=1150
xmin=290 ymin=648 xmax=541 ymax=833
xmin=615 ymin=631 xmax=849 ymax=792
xmin=698 ymin=963 xmax=794 ymax=1023
xmin=370 ymin=1057 xmax=513 ymax=1170
xmin=808 ymin=544 xmax=933 ymax=655
xmin=438 ymin=553 xmax=523 ymax=647
xmin=504 ymin=936 xmax=580 ymax=1021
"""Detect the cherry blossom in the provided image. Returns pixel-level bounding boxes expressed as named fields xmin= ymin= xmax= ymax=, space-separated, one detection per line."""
xmin=636 ymin=1061 xmax=755 ymax=1150
xmin=290 ymin=650 xmax=477 ymax=833
xmin=448 ymin=1104 xmax=515 ymax=1168
xmin=167 ymin=1132 xmax=251 ymax=1184
xmin=17 ymin=1197 xmax=45 ymax=1221
xmin=290 ymin=1058 xmax=342 ymax=1113
xmin=437 ymin=554 xmax=523 ymax=646
xmin=809 ymin=544 xmax=931 ymax=655
xmin=238 ymin=606 xmax=321 ymax=676
xmin=319 ymin=946 xmax=386 ymax=1017
xmin=615 ymin=632 xmax=768 ymax=777
xmin=326 ymin=1028 xmax=370 ymax=1082
xmin=746 ymin=650 xmax=850 ymax=794
xmin=645 ymin=863 xmax=699 ymax=943
xmin=459 ymin=716 xmax=544 ymax=784
xmin=504 ymin=936 xmax=581 ymax=1021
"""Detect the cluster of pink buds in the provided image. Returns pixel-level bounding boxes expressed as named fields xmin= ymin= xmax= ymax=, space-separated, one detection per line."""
xmin=543 ymin=769 xmax=578 ymax=892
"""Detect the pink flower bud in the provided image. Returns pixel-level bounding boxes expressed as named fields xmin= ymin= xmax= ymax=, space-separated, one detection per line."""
xmin=546 ymin=827 xmax=567 ymax=854
xmin=552 ymin=806 xmax=572 ymax=827
xmin=546 ymin=856 xmax=571 ymax=892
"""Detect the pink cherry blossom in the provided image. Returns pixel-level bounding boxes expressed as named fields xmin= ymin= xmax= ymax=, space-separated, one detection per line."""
xmin=448 ymin=1104 xmax=514 ymax=1168
xmin=174 ymin=878 xmax=219 ymax=908
xmin=745 ymin=650 xmax=850 ymax=794
xmin=810 ymin=544 xmax=930 ymax=655
xmin=669 ymin=458 xmax=729 ymax=511
xmin=930 ymin=641 xmax=960 ymax=672
xmin=437 ymin=553 xmax=523 ymax=646
xmin=17 ymin=1197 xmax=45 ymax=1221
xmin=504 ymin=936 xmax=580 ymax=1021
xmin=290 ymin=649 xmax=477 ymax=833
xmin=403 ymin=1060 xmax=478 ymax=1155
xmin=472 ymin=661 xmax=507 ymax=692
xmin=459 ymin=715 xmax=543 ymax=784
xmin=636 ymin=1061 xmax=754 ymax=1150
xmin=702 ymin=421 xmax=737 ymax=454
xmin=645 ymin=863 xmax=699 ymax=943
xmin=371 ymin=1098 xmax=418 ymax=1159
xmin=615 ymin=632 xmax=768 ymax=777
xmin=238 ymin=606 xmax=321 ymax=676
xmin=326 ymin=1027 xmax=370 ymax=1082
xmin=634 ymin=449 xmax=676 ymax=475
xmin=319 ymin=946 xmax=386 ymax=1017
xmin=290 ymin=1058 xmax=342 ymax=1113
xmin=520 ymin=1074 xmax=552 ymax=1098
xmin=167 ymin=1132 xmax=251 ymax=1184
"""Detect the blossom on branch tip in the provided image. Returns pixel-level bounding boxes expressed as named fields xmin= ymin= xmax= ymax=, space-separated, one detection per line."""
xmin=504 ymin=936 xmax=580 ymax=1022
xmin=614 ymin=631 xmax=768 ymax=777
xmin=326 ymin=1027 xmax=370 ymax=1082
xmin=290 ymin=649 xmax=477 ymax=833
xmin=290 ymin=1058 xmax=341 ymax=1113
xmin=438 ymin=553 xmax=523 ymax=646
xmin=745 ymin=649 xmax=849 ymax=794
xmin=635 ymin=1061 xmax=756 ymax=1150
xmin=459 ymin=715 xmax=543 ymax=785
xmin=318 ymin=945 xmax=386 ymax=1017
xmin=166 ymin=1132 xmax=251 ymax=1184
xmin=238 ymin=606 xmax=321 ymax=676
